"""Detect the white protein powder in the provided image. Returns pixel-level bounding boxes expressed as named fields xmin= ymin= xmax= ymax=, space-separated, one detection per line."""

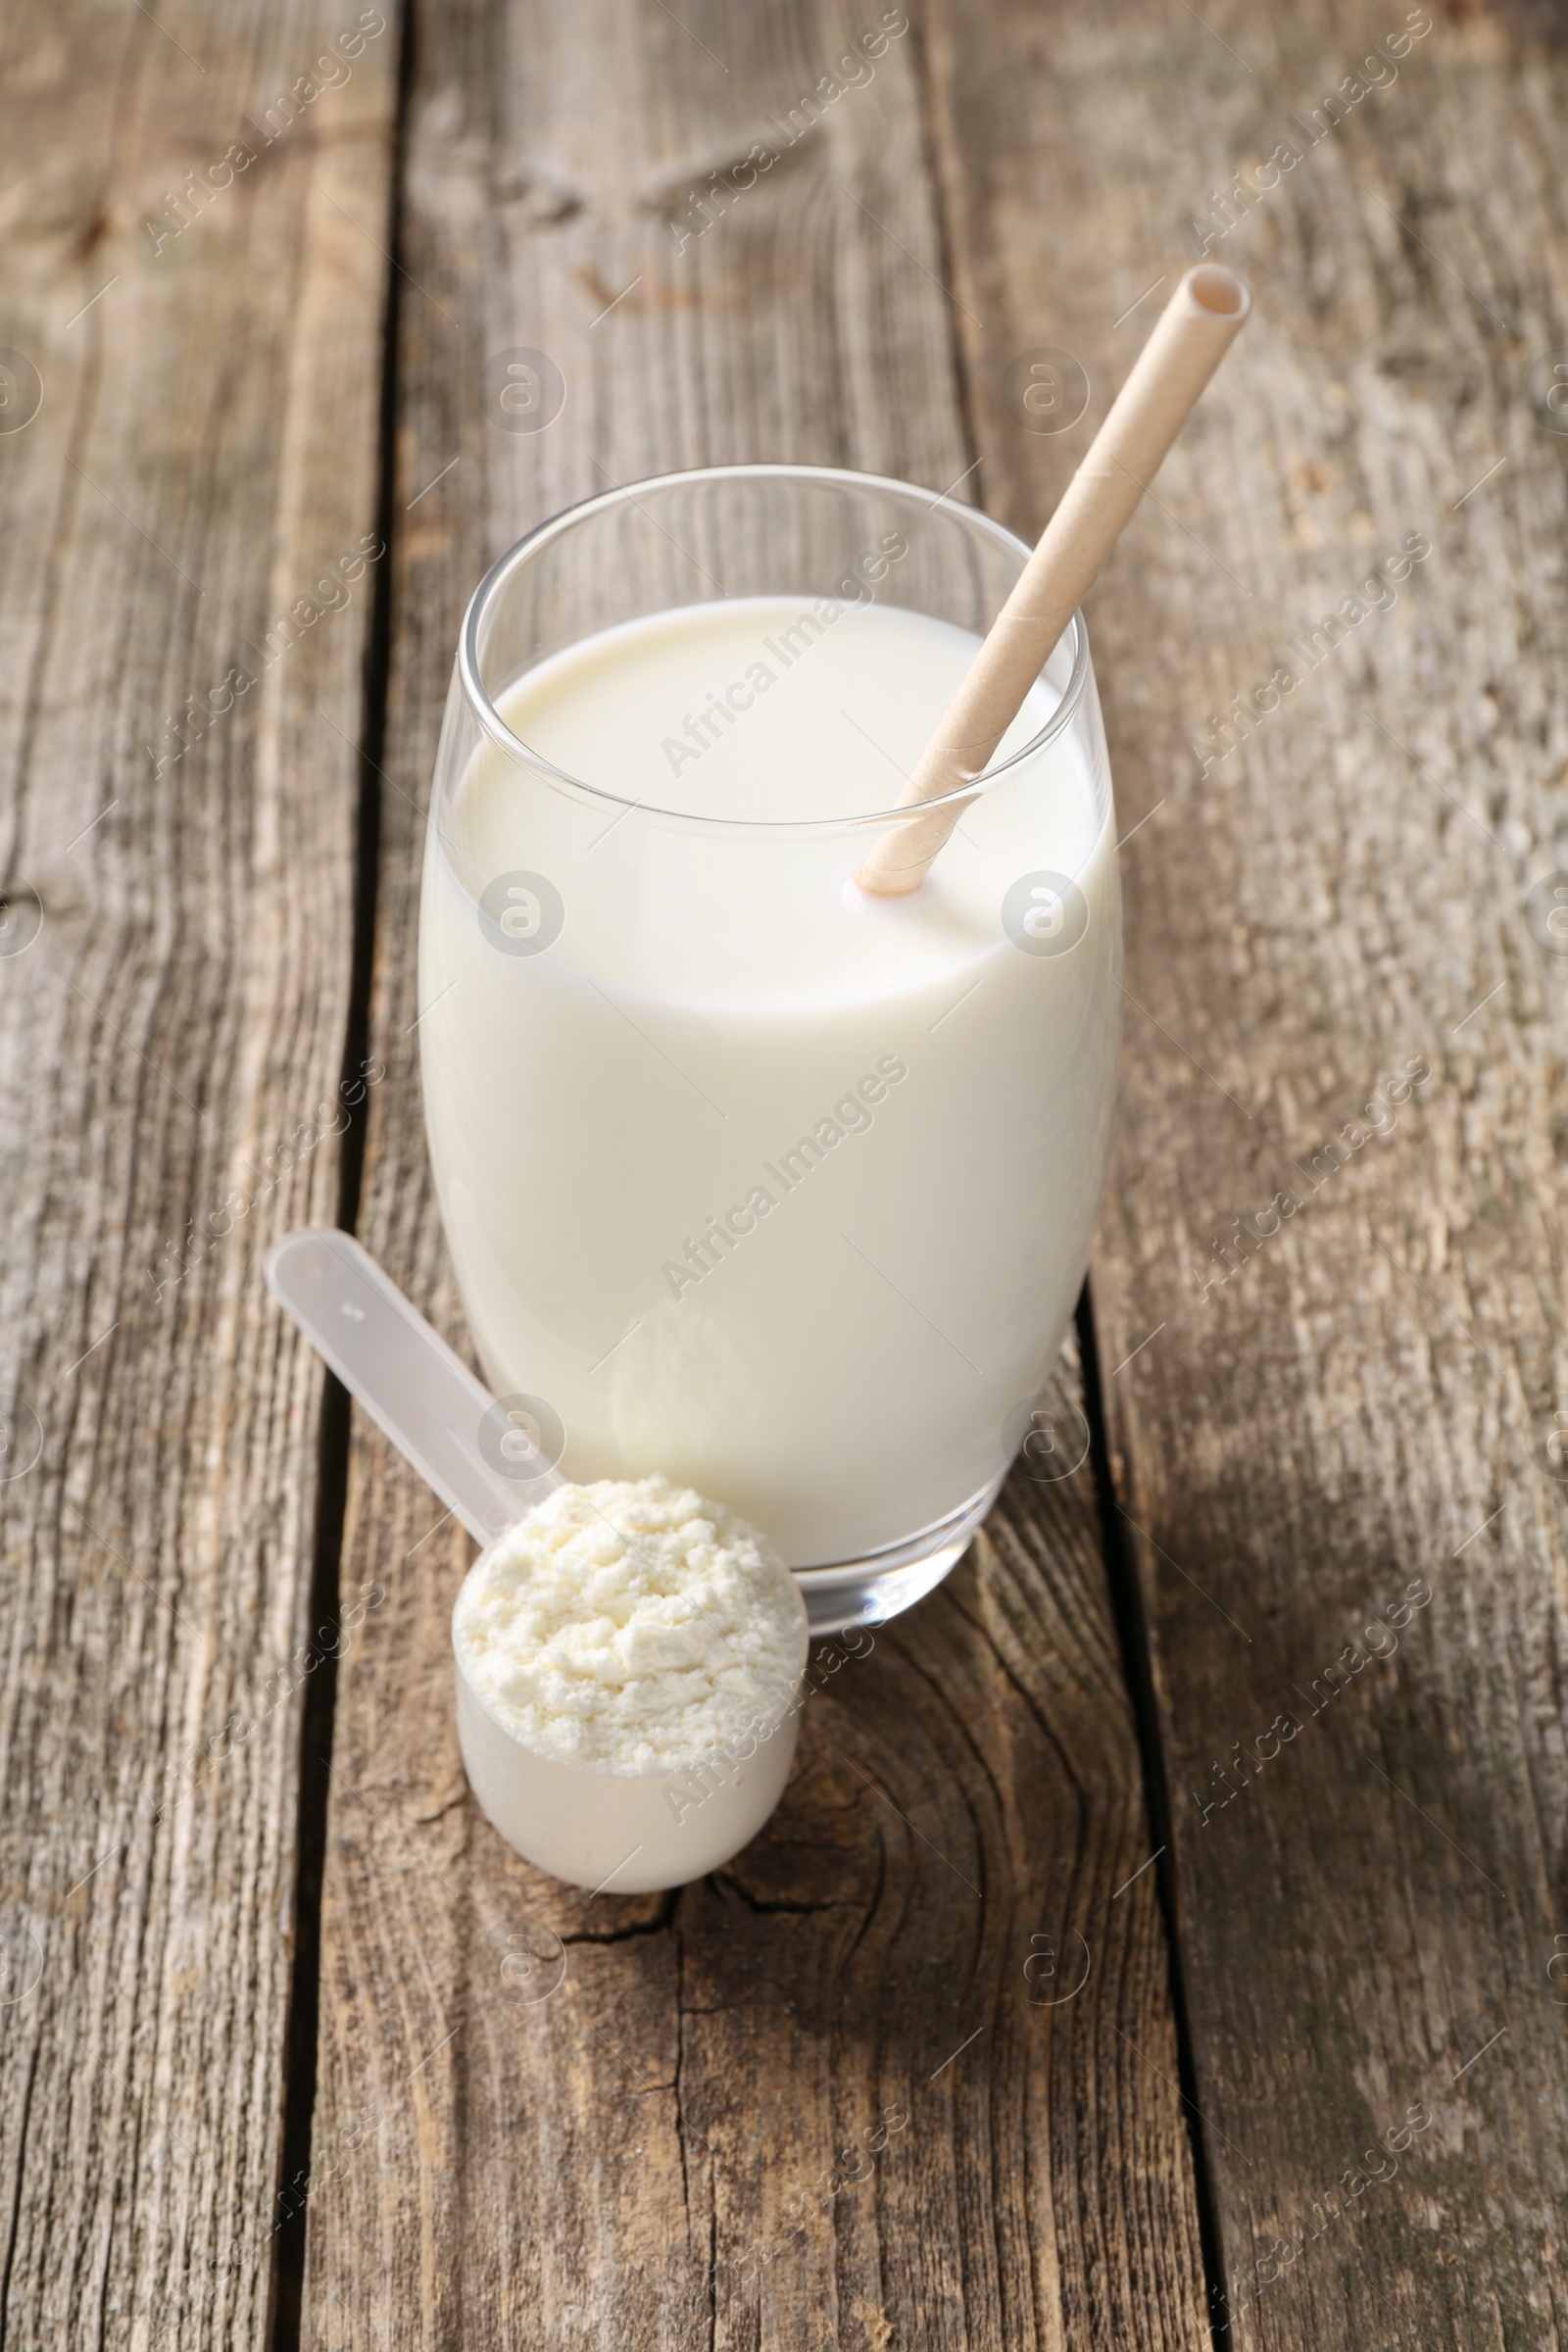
xmin=452 ymin=1474 xmax=806 ymax=1773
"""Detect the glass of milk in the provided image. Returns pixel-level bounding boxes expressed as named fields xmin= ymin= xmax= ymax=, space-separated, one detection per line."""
xmin=419 ymin=466 xmax=1120 ymax=1633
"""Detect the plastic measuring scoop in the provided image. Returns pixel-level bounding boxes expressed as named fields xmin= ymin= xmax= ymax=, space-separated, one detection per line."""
xmin=265 ymin=1226 xmax=565 ymax=1544
xmin=265 ymin=1224 xmax=808 ymax=1894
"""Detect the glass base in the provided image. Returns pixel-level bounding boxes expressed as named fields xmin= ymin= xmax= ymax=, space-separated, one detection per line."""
xmin=791 ymin=1475 xmax=1005 ymax=1636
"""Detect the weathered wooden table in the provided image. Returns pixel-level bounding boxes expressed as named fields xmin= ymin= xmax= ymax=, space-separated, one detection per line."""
xmin=5 ymin=1 xmax=1567 ymax=2343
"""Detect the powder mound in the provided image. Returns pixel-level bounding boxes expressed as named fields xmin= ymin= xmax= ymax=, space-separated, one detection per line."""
xmin=453 ymin=1475 xmax=807 ymax=1774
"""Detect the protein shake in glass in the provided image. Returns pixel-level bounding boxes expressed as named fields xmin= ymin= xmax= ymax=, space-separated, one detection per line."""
xmin=419 ymin=465 xmax=1121 ymax=1630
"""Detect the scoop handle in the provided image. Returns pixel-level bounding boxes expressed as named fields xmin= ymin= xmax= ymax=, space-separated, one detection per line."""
xmin=265 ymin=1227 xmax=563 ymax=1547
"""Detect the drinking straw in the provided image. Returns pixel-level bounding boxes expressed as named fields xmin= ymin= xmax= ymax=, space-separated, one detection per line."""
xmin=855 ymin=266 xmax=1251 ymax=895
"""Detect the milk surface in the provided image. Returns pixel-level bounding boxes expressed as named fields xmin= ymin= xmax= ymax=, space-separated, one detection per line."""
xmin=419 ymin=595 xmax=1120 ymax=1565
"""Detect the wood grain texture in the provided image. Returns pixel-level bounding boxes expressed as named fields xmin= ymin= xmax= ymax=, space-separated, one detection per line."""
xmin=925 ymin=0 xmax=1568 ymax=2341
xmin=0 ymin=4 xmax=393 ymax=2344
xmin=301 ymin=0 xmax=1207 ymax=2342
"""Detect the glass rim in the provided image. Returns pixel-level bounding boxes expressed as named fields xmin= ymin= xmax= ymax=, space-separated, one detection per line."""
xmin=456 ymin=461 xmax=1092 ymax=836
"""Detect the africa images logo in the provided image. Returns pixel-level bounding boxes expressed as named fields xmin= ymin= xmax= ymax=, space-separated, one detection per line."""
xmin=662 ymin=1056 xmax=908 ymax=1300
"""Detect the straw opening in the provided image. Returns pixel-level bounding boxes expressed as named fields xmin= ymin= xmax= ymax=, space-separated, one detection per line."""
xmin=1188 ymin=265 xmax=1250 ymax=318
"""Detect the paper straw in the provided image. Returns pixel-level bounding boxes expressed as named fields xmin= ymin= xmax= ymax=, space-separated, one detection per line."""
xmin=855 ymin=266 xmax=1252 ymax=896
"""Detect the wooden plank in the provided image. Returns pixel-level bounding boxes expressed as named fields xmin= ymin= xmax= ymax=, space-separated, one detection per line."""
xmin=925 ymin=0 xmax=1568 ymax=2341
xmin=302 ymin=0 xmax=1209 ymax=2342
xmin=0 ymin=5 xmax=394 ymax=2344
